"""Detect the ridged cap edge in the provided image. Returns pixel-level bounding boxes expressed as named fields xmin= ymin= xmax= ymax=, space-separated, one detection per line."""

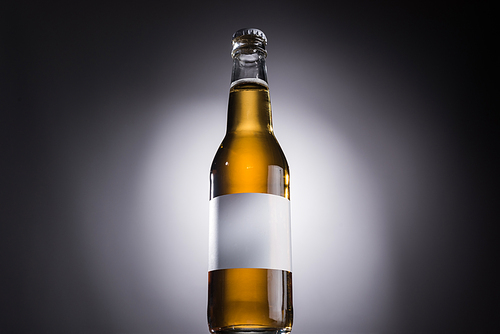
xmin=232 ymin=28 xmax=267 ymax=44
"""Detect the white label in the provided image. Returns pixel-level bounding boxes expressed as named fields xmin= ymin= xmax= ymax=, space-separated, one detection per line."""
xmin=208 ymin=193 xmax=291 ymax=272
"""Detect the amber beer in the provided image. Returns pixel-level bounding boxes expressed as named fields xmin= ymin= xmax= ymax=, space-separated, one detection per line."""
xmin=208 ymin=29 xmax=293 ymax=334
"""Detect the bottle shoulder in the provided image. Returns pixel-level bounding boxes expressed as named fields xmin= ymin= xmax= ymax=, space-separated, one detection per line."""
xmin=210 ymin=131 xmax=290 ymax=199
xmin=211 ymin=131 xmax=288 ymax=171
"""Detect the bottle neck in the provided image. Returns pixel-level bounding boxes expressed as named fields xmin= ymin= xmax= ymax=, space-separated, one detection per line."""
xmin=230 ymin=50 xmax=268 ymax=87
xmin=227 ymin=50 xmax=273 ymax=134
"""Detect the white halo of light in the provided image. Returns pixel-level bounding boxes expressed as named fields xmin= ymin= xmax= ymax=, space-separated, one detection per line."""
xmin=274 ymin=97 xmax=393 ymax=331
xmin=133 ymin=91 xmax=392 ymax=331
xmin=132 ymin=96 xmax=226 ymax=331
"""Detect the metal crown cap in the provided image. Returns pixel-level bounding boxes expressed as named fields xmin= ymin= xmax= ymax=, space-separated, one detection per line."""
xmin=232 ymin=28 xmax=267 ymax=44
xmin=231 ymin=28 xmax=267 ymax=57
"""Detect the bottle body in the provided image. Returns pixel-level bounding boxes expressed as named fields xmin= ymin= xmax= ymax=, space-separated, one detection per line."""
xmin=208 ymin=81 xmax=293 ymax=333
xmin=208 ymin=268 xmax=292 ymax=333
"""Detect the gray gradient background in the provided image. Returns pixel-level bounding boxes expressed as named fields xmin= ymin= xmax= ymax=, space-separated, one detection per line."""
xmin=1 ymin=1 xmax=496 ymax=333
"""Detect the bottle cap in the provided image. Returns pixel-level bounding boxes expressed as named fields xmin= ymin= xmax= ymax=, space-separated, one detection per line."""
xmin=232 ymin=28 xmax=267 ymax=44
xmin=231 ymin=28 xmax=267 ymax=57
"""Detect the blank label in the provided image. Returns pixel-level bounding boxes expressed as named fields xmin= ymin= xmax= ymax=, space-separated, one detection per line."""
xmin=209 ymin=193 xmax=291 ymax=272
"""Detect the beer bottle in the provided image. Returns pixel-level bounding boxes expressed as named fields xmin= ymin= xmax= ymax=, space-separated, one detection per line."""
xmin=208 ymin=28 xmax=293 ymax=333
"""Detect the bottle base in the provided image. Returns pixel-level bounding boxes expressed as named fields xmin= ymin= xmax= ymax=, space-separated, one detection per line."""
xmin=211 ymin=330 xmax=291 ymax=334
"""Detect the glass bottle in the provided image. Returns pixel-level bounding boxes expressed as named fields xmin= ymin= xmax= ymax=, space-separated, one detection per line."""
xmin=208 ymin=28 xmax=293 ymax=334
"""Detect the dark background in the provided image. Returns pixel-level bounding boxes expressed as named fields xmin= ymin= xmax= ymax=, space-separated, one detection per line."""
xmin=1 ymin=1 xmax=497 ymax=333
